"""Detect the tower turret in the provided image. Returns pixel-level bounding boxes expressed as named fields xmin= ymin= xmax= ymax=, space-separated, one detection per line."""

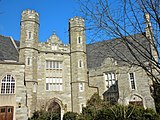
xmin=69 ymin=17 xmax=88 ymax=113
xmin=19 ymin=9 xmax=39 ymax=117
xmin=144 ymin=13 xmax=158 ymax=61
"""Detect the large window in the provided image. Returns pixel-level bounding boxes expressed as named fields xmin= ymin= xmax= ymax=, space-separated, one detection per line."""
xmin=129 ymin=73 xmax=136 ymax=90
xmin=104 ymin=73 xmax=117 ymax=91
xmin=46 ymin=61 xmax=62 ymax=70
xmin=46 ymin=60 xmax=63 ymax=91
xmin=46 ymin=78 xmax=62 ymax=91
xmin=1 ymin=75 xmax=15 ymax=94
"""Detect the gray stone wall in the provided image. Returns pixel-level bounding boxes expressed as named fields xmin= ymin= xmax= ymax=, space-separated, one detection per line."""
xmin=0 ymin=62 xmax=27 ymax=120
xmin=118 ymin=66 xmax=155 ymax=110
xmin=36 ymin=51 xmax=72 ymax=112
xmin=88 ymin=58 xmax=155 ymax=110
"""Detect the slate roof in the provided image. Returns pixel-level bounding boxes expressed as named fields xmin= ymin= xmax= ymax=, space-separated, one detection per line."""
xmin=0 ymin=33 xmax=150 ymax=68
xmin=86 ymin=33 xmax=150 ymax=68
xmin=0 ymin=35 xmax=19 ymax=61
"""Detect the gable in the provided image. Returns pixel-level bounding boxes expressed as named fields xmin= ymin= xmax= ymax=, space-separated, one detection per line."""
xmin=86 ymin=33 xmax=150 ymax=68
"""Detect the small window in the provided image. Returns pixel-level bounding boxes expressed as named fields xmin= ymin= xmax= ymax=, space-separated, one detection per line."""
xmin=129 ymin=73 xmax=136 ymax=90
xmin=52 ymin=45 xmax=58 ymax=50
xmin=8 ymin=108 xmax=12 ymax=113
xmin=1 ymin=108 xmax=5 ymax=113
xmin=28 ymin=32 xmax=32 ymax=40
xmin=27 ymin=58 xmax=31 ymax=65
xmin=79 ymin=60 xmax=83 ymax=68
xmin=79 ymin=83 xmax=84 ymax=92
xmin=77 ymin=36 xmax=82 ymax=44
xmin=33 ymin=83 xmax=37 ymax=93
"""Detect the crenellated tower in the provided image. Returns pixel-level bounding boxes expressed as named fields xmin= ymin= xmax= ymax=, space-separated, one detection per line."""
xmin=19 ymin=9 xmax=39 ymax=117
xmin=69 ymin=17 xmax=88 ymax=113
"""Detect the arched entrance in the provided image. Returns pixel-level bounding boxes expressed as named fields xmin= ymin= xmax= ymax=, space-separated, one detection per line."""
xmin=129 ymin=94 xmax=143 ymax=106
xmin=46 ymin=98 xmax=63 ymax=120
xmin=48 ymin=101 xmax=61 ymax=118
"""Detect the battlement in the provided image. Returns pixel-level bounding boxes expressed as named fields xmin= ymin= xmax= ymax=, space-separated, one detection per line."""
xmin=69 ymin=16 xmax=84 ymax=27
xmin=22 ymin=9 xmax=39 ymax=16
xmin=69 ymin=16 xmax=84 ymax=22
xmin=21 ymin=9 xmax=39 ymax=23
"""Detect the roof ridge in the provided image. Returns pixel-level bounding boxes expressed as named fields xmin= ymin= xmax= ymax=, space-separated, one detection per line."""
xmin=87 ymin=33 xmax=145 ymax=45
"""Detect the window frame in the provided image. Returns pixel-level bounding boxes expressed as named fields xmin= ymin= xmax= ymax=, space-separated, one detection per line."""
xmin=1 ymin=75 xmax=16 ymax=94
xmin=79 ymin=82 xmax=84 ymax=92
xmin=77 ymin=36 xmax=82 ymax=44
xmin=26 ymin=57 xmax=32 ymax=66
xmin=104 ymin=72 xmax=117 ymax=91
xmin=28 ymin=32 xmax=32 ymax=40
xmin=129 ymin=72 xmax=137 ymax=90
xmin=46 ymin=77 xmax=63 ymax=91
xmin=46 ymin=61 xmax=62 ymax=70
xmin=78 ymin=60 xmax=83 ymax=68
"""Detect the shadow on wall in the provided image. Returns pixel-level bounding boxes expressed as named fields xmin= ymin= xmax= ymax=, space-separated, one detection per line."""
xmin=103 ymin=81 xmax=119 ymax=105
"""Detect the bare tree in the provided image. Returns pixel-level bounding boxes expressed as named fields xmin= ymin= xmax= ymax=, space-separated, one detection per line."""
xmin=78 ymin=0 xmax=160 ymax=83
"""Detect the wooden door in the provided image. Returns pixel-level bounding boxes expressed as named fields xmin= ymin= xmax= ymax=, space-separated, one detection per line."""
xmin=0 ymin=106 xmax=13 ymax=120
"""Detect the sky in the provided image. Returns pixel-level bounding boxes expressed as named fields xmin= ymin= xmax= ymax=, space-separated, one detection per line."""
xmin=0 ymin=0 xmax=80 ymax=44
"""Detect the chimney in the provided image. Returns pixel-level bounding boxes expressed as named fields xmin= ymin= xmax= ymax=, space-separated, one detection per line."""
xmin=144 ymin=13 xmax=153 ymax=38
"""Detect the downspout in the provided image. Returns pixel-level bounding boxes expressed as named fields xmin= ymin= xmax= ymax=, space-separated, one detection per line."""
xmin=87 ymin=71 xmax=99 ymax=95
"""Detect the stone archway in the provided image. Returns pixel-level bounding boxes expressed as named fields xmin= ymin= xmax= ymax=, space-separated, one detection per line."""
xmin=46 ymin=98 xmax=63 ymax=120
xmin=129 ymin=94 xmax=143 ymax=107
xmin=48 ymin=101 xmax=61 ymax=114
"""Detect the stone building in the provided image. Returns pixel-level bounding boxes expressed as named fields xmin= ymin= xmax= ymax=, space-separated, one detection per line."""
xmin=0 ymin=9 xmax=156 ymax=120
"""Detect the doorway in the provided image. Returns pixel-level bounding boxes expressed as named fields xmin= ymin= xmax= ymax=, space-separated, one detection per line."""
xmin=48 ymin=101 xmax=61 ymax=119
xmin=0 ymin=106 xmax=13 ymax=120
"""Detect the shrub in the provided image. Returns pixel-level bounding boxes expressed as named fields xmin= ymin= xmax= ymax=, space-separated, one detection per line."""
xmin=30 ymin=110 xmax=60 ymax=120
xmin=63 ymin=112 xmax=78 ymax=120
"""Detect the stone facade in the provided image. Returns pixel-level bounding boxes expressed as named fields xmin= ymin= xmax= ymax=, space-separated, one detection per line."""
xmin=0 ymin=62 xmax=27 ymax=120
xmin=0 ymin=9 xmax=156 ymax=120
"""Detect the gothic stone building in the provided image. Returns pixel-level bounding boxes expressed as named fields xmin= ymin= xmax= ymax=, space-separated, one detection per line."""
xmin=0 ymin=10 xmax=155 ymax=120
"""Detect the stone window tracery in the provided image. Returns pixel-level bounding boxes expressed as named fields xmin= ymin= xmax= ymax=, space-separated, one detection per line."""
xmin=1 ymin=75 xmax=15 ymax=94
xmin=46 ymin=61 xmax=63 ymax=91
xmin=104 ymin=73 xmax=117 ymax=91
